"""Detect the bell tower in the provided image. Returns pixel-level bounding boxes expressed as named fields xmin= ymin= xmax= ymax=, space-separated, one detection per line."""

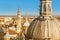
xmin=17 ymin=8 xmax=20 ymax=18
xmin=17 ymin=8 xmax=22 ymax=33
xmin=40 ymin=0 xmax=52 ymax=17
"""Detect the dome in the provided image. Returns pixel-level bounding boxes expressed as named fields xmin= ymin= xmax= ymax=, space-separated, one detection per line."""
xmin=4 ymin=32 xmax=10 ymax=38
xmin=23 ymin=17 xmax=30 ymax=34
xmin=23 ymin=17 xmax=30 ymax=27
xmin=4 ymin=28 xmax=10 ymax=40
xmin=23 ymin=20 xmax=30 ymax=27
xmin=25 ymin=16 xmax=60 ymax=40
xmin=4 ymin=28 xmax=10 ymax=38
xmin=25 ymin=0 xmax=60 ymax=40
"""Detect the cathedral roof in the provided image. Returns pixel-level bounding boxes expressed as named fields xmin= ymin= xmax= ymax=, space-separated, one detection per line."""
xmin=25 ymin=16 xmax=60 ymax=39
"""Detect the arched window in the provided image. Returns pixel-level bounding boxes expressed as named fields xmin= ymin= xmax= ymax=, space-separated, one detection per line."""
xmin=44 ymin=3 xmax=46 ymax=12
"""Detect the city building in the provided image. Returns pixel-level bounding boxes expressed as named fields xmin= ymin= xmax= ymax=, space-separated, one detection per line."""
xmin=0 ymin=7 xmax=33 ymax=40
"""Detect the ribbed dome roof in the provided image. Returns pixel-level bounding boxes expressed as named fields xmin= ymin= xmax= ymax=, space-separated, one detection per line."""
xmin=25 ymin=16 xmax=60 ymax=40
xmin=25 ymin=0 xmax=60 ymax=40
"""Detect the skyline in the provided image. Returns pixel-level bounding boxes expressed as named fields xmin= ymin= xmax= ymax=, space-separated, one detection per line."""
xmin=0 ymin=0 xmax=60 ymax=16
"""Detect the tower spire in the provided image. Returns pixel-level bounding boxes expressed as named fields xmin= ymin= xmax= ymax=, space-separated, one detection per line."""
xmin=17 ymin=8 xmax=22 ymax=34
xmin=40 ymin=0 xmax=52 ymax=17
xmin=17 ymin=8 xmax=20 ymax=17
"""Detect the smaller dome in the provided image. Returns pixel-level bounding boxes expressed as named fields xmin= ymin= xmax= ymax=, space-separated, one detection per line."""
xmin=23 ymin=17 xmax=30 ymax=27
xmin=4 ymin=30 xmax=10 ymax=40
xmin=4 ymin=32 xmax=10 ymax=38
xmin=23 ymin=21 xmax=30 ymax=27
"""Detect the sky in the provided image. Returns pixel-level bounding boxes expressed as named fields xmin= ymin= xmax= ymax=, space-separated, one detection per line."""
xmin=0 ymin=0 xmax=60 ymax=16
